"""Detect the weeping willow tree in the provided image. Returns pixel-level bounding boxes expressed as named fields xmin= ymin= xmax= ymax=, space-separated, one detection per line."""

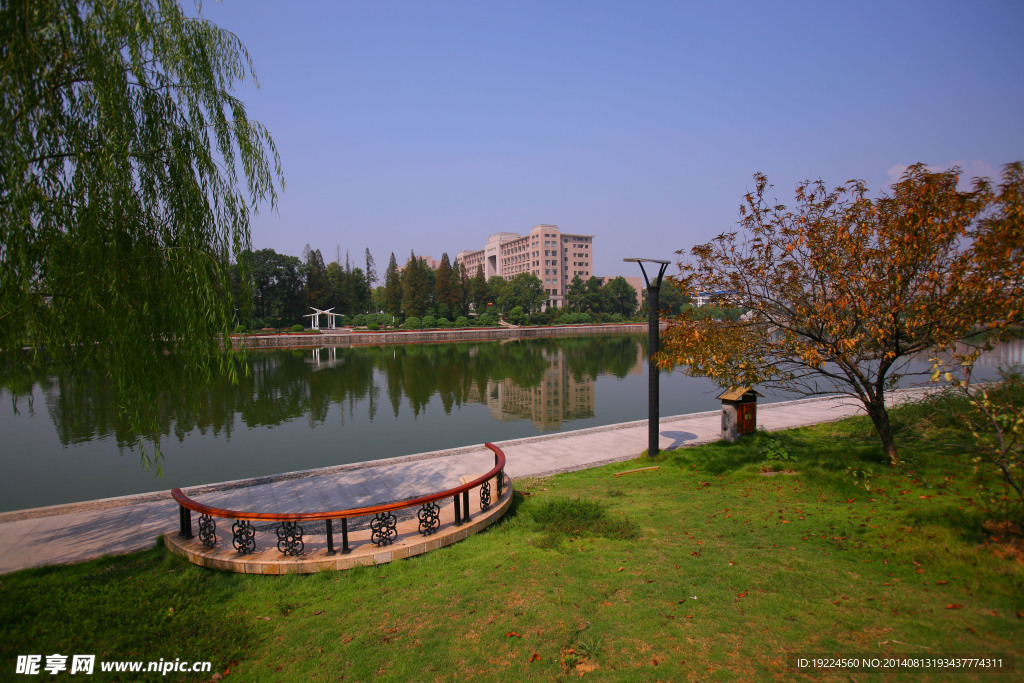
xmin=1 ymin=0 xmax=283 ymax=465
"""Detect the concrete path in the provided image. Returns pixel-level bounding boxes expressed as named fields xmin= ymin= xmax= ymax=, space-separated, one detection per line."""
xmin=0 ymin=389 xmax=927 ymax=575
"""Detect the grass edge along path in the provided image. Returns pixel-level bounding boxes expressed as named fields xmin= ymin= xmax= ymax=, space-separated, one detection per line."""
xmin=0 ymin=394 xmax=1022 ymax=682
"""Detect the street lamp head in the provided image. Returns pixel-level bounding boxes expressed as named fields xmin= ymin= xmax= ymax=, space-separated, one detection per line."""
xmin=623 ymin=257 xmax=671 ymax=289
xmin=622 ymin=258 xmax=671 ymax=265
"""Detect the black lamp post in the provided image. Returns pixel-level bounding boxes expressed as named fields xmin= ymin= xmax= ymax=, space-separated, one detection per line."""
xmin=624 ymin=258 xmax=671 ymax=456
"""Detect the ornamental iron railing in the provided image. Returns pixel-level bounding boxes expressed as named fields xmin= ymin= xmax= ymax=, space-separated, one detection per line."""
xmin=172 ymin=443 xmax=507 ymax=557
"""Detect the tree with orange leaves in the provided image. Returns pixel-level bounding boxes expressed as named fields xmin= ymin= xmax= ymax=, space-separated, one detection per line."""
xmin=655 ymin=163 xmax=1024 ymax=465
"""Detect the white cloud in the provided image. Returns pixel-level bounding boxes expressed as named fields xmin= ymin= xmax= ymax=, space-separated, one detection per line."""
xmin=886 ymin=164 xmax=909 ymax=185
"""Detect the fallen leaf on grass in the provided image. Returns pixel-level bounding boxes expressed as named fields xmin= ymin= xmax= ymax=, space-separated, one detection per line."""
xmin=945 ymin=604 xmax=963 ymax=609
xmin=342 ymin=636 xmax=355 ymax=644
xmin=529 ymin=653 xmax=541 ymax=662
xmin=936 ymin=580 xmax=949 ymax=585
xmin=256 ymin=616 xmax=270 ymax=621
xmin=602 ymin=601 xmax=614 ymax=606
xmin=507 ymin=632 xmax=523 ymax=638
xmin=737 ymin=590 xmax=748 ymax=598
xmin=313 ymin=611 xmax=325 ymax=616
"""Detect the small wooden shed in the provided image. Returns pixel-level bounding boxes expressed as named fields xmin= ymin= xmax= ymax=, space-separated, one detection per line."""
xmin=716 ymin=387 xmax=763 ymax=442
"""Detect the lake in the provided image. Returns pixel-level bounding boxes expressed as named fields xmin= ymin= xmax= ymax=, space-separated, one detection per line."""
xmin=1 ymin=333 xmax=1020 ymax=512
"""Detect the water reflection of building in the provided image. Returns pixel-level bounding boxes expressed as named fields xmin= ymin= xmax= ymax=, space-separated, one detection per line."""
xmin=968 ymin=338 xmax=1024 ymax=369
xmin=308 ymin=346 xmax=345 ymax=370
xmin=469 ymin=343 xmax=646 ymax=431
xmin=930 ymin=338 xmax=1024 ymax=373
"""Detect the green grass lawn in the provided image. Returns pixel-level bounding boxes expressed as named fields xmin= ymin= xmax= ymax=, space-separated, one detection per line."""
xmin=1 ymin=397 xmax=1022 ymax=681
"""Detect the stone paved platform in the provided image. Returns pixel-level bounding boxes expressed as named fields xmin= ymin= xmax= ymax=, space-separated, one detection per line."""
xmin=0 ymin=389 xmax=931 ymax=575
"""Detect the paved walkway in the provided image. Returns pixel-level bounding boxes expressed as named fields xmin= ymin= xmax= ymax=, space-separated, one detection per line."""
xmin=0 ymin=390 xmax=928 ymax=575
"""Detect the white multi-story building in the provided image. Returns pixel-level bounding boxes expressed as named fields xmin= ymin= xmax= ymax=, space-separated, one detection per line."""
xmin=458 ymin=224 xmax=594 ymax=308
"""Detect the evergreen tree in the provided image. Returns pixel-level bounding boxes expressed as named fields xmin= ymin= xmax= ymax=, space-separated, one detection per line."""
xmin=434 ymin=253 xmax=459 ymax=317
xmin=487 ymin=276 xmax=508 ymax=314
xmin=584 ymin=276 xmax=606 ymax=312
xmin=325 ymin=261 xmax=346 ymax=311
xmin=471 ymin=265 xmax=489 ymax=313
xmin=303 ymin=247 xmax=327 ymax=309
xmin=497 ymin=273 xmax=546 ymax=315
xmin=567 ymin=275 xmax=587 ymax=312
xmin=244 ymin=248 xmax=303 ymax=321
xmin=364 ymin=248 xmax=377 ymax=288
xmin=348 ymin=267 xmax=371 ymax=314
xmin=384 ymin=252 xmax=402 ymax=316
xmin=455 ymin=260 xmax=471 ymax=316
xmin=402 ymin=251 xmax=433 ymax=317
xmin=602 ymin=277 xmax=639 ymax=316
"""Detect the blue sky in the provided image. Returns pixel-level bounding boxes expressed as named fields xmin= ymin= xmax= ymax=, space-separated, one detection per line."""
xmin=198 ymin=0 xmax=1024 ymax=280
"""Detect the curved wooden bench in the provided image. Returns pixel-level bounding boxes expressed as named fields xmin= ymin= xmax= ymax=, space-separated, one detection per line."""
xmin=171 ymin=443 xmax=507 ymax=560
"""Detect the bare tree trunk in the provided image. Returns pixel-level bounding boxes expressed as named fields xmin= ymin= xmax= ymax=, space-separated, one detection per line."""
xmin=864 ymin=398 xmax=899 ymax=466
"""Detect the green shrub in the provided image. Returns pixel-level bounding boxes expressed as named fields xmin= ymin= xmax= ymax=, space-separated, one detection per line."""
xmin=455 ymin=316 xmax=469 ymax=328
xmin=289 ymin=324 xmax=304 ymax=332
xmin=508 ymin=306 xmax=527 ymax=325
xmin=561 ymin=312 xmax=592 ymax=325
xmin=233 ymin=324 xmax=246 ymax=334
xmin=529 ymin=311 xmax=554 ymax=326
xmin=403 ymin=317 xmax=422 ymax=330
xmin=367 ymin=323 xmax=379 ymax=331
xmin=421 ymin=314 xmax=437 ymax=329
xmin=352 ymin=314 xmax=368 ymax=327
xmin=760 ymin=437 xmax=796 ymax=462
xmin=532 ymin=498 xmax=639 ymax=549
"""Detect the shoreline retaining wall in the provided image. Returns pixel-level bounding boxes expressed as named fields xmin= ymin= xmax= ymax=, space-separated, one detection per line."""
xmin=233 ymin=323 xmax=658 ymax=349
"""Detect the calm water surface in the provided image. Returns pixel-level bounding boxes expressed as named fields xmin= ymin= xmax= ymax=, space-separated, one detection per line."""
xmin=2 ymin=334 xmax=1020 ymax=512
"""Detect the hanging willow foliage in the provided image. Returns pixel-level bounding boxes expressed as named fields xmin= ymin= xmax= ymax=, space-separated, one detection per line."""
xmin=1 ymin=0 xmax=283 ymax=464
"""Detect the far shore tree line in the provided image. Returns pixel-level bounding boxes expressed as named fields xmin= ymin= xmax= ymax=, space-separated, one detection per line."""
xmin=233 ymin=245 xmax=678 ymax=331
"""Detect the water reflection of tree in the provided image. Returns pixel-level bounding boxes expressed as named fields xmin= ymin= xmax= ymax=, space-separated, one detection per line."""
xmin=557 ymin=335 xmax=645 ymax=381
xmin=0 ymin=334 xmax=649 ymax=448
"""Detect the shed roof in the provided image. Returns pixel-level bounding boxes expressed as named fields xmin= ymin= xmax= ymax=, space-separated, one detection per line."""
xmin=715 ymin=386 xmax=764 ymax=401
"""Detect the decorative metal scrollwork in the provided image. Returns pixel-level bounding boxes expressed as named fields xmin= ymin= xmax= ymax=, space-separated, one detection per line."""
xmin=497 ymin=469 xmax=504 ymax=498
xmin=198 ymin=513 xmax=217 ymax=548
xmin=370 ymin=512 xmax=397 ymax=546
xmin=417 ymin=502 xmax=440 ymax=536
xmin=276 ymin=522 xmax=304 ymax=556
xmin=232 ymin=520 xmax=256 ymax=554
xmin=480 ymin=480 xmax=492 ymax=511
